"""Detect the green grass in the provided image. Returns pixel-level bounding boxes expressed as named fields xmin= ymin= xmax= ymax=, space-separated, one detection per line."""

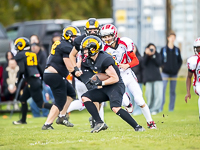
xmin=0 ymin=80 xmax=200 ymax=150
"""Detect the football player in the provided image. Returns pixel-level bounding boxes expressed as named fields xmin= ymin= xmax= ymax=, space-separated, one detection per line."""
xmin=12 ymin=37 xmax=53 ymax=125
xmin=100 ymin=24 xmax=157 ymax=129
xmin=42 ymin=26 xmax=80 ymax=130
xmin=79 ymin=35 xmax=145 ymax=133
xmin=185 ymin=37 xmax=200 ymax=120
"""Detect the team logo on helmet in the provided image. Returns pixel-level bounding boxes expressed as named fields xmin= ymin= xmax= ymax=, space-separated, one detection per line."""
xmin=62 ymin=25 xmax=81 ymax=42
xmin=81 ymin=35 xmax=102 ymax=57
xmin=14 ymin=37 xmax=30 ymax=51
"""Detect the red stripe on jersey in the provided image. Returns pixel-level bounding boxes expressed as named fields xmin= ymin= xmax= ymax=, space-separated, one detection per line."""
xmin=117 ymin=38 xmax=128 ymax=48
xmin=193 ymin=56 xmax=200 ymax=86
xmin=127 ymin=51 xmax=139 ymax=68
xmin=103 ymin=45 xmax=111 ymax=51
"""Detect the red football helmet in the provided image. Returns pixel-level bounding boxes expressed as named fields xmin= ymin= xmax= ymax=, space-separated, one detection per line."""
xmin=193 ymin=37 xmax=200 ymax=55
xmin=100 ymin=24 xmax=118 ymax=45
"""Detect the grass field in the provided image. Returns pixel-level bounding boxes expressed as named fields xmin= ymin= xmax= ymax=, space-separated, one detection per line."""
xmin=0 ymin=80 xmax=200 ymax=150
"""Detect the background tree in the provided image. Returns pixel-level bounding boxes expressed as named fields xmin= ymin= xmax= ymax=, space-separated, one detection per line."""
xmin=0 ymin=0 xmax=112 ymax=27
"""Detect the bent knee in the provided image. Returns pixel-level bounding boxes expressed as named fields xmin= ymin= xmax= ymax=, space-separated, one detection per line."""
xmin=111 ymin=107 xmax=121 ymax=113
xmin=82 ymin=96 xmax=91 ymax=103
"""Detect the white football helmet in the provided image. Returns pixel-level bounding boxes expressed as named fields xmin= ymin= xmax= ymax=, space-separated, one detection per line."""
xmin=100 ymin=24 xmax=118 ymax=45
xmin=194 ymin=37 xmax=200 ymax=55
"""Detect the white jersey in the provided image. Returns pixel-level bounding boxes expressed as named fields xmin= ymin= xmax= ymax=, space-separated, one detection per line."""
xmin=187 ymin=55 xmax=200 ymax=95
xmin=103 ymin=37 xmax=134 ymax=65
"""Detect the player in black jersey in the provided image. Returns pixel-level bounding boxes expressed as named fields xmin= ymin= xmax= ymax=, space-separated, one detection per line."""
xmin=42 ymin=26 xmax=81 ymax=130
xmin=79 ymin=36 xmax=145 ymax=133
xmin=12 ymin=37 xmax=53 ymax=125
xmin=69 ymin=18 xmax=104 ymax=127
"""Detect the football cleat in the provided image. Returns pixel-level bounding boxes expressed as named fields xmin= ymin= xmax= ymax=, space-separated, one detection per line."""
xmin=89 ymin=116 xmax=96 ymax=128
xmin=13 ymin=120 xmax=27 ymax=125
xmin=147 ymin=121 xmax=157 ymax=129
xmin=42 ymin=123 xmax=54 ymax=130
xmin=90 ymin=122 xmax=107 ymax=133
xmin=135 ymin=125 xmax=145 ymax=132
xmin=56 ymin=116 xmax=74 ymax=127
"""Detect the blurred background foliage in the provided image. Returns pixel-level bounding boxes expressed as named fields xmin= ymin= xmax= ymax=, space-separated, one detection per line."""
xmin=0 ymin=0 xmax=112 ymax=26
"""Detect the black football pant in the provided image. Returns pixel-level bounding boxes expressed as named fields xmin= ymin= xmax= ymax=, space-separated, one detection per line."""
xmin=19 ymin=77 xmax=51 ymax=122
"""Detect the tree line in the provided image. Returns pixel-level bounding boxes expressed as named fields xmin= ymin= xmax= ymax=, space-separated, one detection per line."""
xmin=0 ymin=0 xmax=112 ymax=27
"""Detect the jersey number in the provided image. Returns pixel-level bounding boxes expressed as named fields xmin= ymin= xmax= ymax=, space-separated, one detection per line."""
xmin=25 ymin=52 xmax=38 ymax=66
xmin=51 ymin=40 xmax=61 ymax=55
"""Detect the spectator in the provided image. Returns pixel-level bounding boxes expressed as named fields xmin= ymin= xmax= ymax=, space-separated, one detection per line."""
xmin=3 ymin=59 xmax=20 ymax=110
xmin=160 ymin=32 xmax=183 ymax=111
xmin=143 ymin=43 xmax=162 ymax=115
xmin=127 ymin=45 xmax=143 ymax=116
xmin=48 ymin=32 xmax=61 ymax=54
xmin=27 ymin=34 xmax=50 ymax=117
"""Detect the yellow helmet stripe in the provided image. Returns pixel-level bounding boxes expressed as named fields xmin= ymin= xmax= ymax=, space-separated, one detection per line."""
xmin=14 ymin=38 xmax=26 ymax=50
xmin=63 ymin=26 xmax=77 ymax=40
xmin=94 ymin=21 xmax=99 ymax=28
xmin=85 ymin=21 xmax=90 ymax=28
xmin=82 ymin=38 xmax=100 ymax=51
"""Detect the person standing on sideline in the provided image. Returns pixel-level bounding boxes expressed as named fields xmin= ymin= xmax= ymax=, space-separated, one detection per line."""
xmin=160 ymin=32 xmax=182 ymax=111
xmin=143 ymin=43 xmax=162 ymax=115
xmin=185 ymin=37 xmax=200 ymax=121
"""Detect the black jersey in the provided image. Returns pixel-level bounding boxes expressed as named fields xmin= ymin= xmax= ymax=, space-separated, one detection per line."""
xmin=87 ymin=51 xmax=123 ymax=84
xmin=73 ymin=34 xmax=87 ymax=52
xmin=14 ymin=50 xmax=40 ymax=78
xmin=46 ymin=39 xmax=73 ymax=78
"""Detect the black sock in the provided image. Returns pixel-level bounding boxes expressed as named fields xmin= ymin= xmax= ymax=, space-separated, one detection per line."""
xmin=44 ymin=103 xmax=53 ymax=110
xmin=21 ymin=102 xmax=28 ymax=123
xmin=84 ymin=101 xmax=103 ymax=123
xmin=116 ymin=109 xmax=138 ymax=129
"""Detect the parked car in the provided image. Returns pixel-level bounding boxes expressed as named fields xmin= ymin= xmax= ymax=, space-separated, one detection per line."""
xmin=0 ymin=23 xmax=12 ymax=63
xmin=6 ymin=19 xmax=71 ymax=54
xmin=71 ymin=18 xmax=113 ymax=34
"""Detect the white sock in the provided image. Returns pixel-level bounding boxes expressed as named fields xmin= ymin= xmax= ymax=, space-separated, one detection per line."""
xmin=59 ymin=114 xmax=65 ymax=118
xmin=45 ymin=122 xmax=51 ymax=125
xmin=198 ymin=97 xmax=200 ymax=116
xmin=141 ymin=104 xmax=153 ymax=122
xmin=99 ymin=103 xmax=104 ymax=121
xmin=122 ymin=93 xmax=130 ymax=107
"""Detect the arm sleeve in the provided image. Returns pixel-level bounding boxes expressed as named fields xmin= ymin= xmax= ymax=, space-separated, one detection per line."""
xmin=127 ymin=51 xmax=139 ymax=68
xmin=14 ymin=53 xmax=24 ymax=62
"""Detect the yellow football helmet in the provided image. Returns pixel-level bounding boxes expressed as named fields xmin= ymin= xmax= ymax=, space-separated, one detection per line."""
xmin=14 ymin=37 xmax=30 ymax=51
xmin=84 ymin=18 xmax=100 ymax=35
xmin=62 ymin=25 xmax=81 ymax=43
xmin=81 ymin=35 xmax=102 ymax=57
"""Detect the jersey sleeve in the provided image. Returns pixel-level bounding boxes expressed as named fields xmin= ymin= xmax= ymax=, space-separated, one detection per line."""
xmin=101 ymin=57 xmax=115 ymax=72
xmin=187 ymin=56 xmax=198 ymax=71
xmin=14 ymin=52 xmax=25 ymax=62
xmin=60 ymin=45 xmax=72 ymax=58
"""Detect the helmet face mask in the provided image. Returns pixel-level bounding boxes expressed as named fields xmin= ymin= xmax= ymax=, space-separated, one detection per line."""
xmin=193 ymin=37 xmax=200 ymax=55
xmin=14 ymin=37 xmax=30 ymax=52
xmin=84 ymin=18 xmax=100 ymax=36
xmin=100 ymin=24 xmax=118 ymax=45
xmin=81 ymin=35 xmax=102 ymax=58
xmin=62 ymin=26 xmax=81 ymax=43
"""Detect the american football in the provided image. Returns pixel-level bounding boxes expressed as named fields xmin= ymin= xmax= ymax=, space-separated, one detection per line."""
xmin=91 ymin=73 xmax=110 ymax=81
